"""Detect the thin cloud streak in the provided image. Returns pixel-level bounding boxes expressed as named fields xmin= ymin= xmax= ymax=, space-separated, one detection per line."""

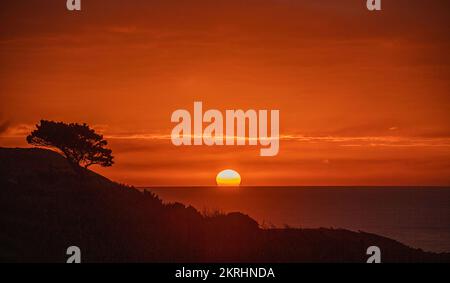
xmin=2 ymin=124 xmax=449 ymax=148
xmin=104 ymin=133 xmax=450 ymax=147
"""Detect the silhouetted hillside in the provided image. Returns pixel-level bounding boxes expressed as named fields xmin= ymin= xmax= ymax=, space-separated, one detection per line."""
xmin=0 ymin=147 xmax=449 ymax=262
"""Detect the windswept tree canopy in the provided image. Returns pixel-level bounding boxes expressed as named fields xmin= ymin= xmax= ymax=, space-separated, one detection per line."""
xmin=27 ymin=120 xmax=114 ymax=168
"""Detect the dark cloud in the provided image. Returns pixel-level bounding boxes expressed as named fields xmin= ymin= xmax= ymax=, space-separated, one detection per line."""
xmin=1 ymin=0 xmax=449 ymax=44
xmin=0 ymin=120 xmax=10 ymax=135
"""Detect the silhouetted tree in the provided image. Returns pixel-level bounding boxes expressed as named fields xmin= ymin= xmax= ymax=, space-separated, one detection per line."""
xmin=26 ymin=120 xmax=114 ymax=168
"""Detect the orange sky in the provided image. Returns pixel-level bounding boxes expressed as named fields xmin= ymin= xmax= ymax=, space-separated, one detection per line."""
xmin=1 ymin=0 xmax=449 ymax=186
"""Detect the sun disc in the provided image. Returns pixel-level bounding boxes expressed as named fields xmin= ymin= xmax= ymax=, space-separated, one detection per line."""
xmin=216 ymin=169 xmax=241 ymax=186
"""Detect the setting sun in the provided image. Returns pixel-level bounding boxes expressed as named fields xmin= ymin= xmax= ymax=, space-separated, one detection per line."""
xmin=216 ymin=169 xmax=241 ymax=186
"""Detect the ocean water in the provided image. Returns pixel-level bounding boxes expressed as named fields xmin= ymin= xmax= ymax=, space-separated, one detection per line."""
xmin=147 ymin=187 xmax=450 ymax=253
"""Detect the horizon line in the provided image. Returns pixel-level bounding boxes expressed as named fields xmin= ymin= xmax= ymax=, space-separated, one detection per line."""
xmin=137 ymin=185 xmax=450 ymax=189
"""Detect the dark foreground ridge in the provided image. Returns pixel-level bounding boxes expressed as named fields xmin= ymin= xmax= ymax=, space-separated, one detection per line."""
xmin=0 ymin=147 xmax=448 ymax=263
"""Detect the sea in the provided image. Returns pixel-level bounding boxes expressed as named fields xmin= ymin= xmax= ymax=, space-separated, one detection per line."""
xmin=146 ymin=187 xmax=450 ymax=253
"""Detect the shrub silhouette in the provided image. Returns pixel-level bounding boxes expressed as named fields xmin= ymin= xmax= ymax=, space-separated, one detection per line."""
xmin=26 ymin=120 xmax=113 ymax=168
